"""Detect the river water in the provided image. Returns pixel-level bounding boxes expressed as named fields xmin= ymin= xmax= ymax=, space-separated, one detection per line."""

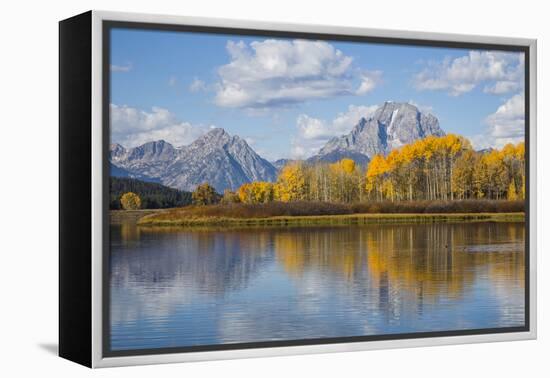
xmin=109 ymin=221 xmax=525 ymax=351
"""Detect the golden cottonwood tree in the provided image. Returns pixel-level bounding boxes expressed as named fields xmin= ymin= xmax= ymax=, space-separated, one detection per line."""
xmin=120 ymin=192 xmax=141 ymax=210
xmin=274 ymin=163 xmax=307 ymax=202
xmin=328 ymin=159 xmax=362 ymax=203
xmin=221 ymin=189 xmax=240 ymax=204
xmin=452 ymin=149 xmax=478 ymax=199
xmin=237 ymin=182 xmax=275 ymax=203
xmin=192 ymin=183 xmax=218 ymax=205
xmin=365 ymin=155 xmax=388 ymax=201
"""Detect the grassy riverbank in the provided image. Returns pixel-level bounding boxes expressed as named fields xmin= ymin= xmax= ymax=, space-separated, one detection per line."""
xmin=135 ymin=200 xmax=524 ymax=227
xmin=138 ymin=212 xmax=523 ymax=227
xmin=110 ymin=209 xmax=170 ymax=224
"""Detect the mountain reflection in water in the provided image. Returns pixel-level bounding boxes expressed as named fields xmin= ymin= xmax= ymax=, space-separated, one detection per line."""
xmin=110 ymin=221 xmax=525 ymax=351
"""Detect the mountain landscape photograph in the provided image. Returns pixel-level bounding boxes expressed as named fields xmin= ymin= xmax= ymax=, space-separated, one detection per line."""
xmin=107 ymin=26 xmax=527 ymax=353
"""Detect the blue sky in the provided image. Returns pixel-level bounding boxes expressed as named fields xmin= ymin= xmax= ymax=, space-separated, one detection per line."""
xmin=110 ymin=28 xmax=525 ymax=160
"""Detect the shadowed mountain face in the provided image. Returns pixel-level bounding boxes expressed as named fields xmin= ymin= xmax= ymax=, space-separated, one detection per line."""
xmin=109 ymin=162 xmax=161 ymax=184
xmin=308 ymin=102 xmax=445 ymax=164
xmin=110 ymin=140 xmax=176 ymax=182
xmin=109 ymin=128 xmax=277 ymax=192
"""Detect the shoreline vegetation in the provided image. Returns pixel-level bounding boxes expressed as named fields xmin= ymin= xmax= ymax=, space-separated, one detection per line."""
xmin=228 ymin=137 xmax=525 ymax=206
xmin=137 ymin=212 xmax=524 ymax=228
xmin=110 ymin=135 xmax=526 ymax=229
xmin=130 ymin=200 xmax=525 ymax=228
xmin=110 ymin=209 xmax=169 ymax=224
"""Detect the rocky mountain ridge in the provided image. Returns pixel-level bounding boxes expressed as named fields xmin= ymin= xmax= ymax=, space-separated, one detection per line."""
xmin=110 ymin=128 xmax=277 ymax=192
xmin=110 ymin=102 xmax=445 ymax=192
xmin=308 ymin=102 xmax=445 ymax=164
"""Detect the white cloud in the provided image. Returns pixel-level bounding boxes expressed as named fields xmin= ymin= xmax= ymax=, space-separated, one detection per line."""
xmin=289 ymin=137 xmax=324 ymax=160
xmin=189 ymin=78 xmax=207 ymax=92
xmin=296 ymin=115 xmax=331 ymax=140
xmin=483 ymin=80 xmax=521 ymax=94
xmin=110 ymin=104 xmax=208 ymax=148
xmin=290 ymin=104 xmax=378 ymax=158
xmin=413 ymin=51 xmax=524 ymax=96
xmin=214 ymin=39 xmax=380 ymax=109
xmin=110 ymin=63 xmax=132 ymax=72
xmin=332 ymin=104 xmax=378 ymax=133
xmin=470 ymin=93 xmax=525 ymax=149
xmin=485 ymin=93 xmax=525 ymax=146
xmin=356 ymin=71 xmax=383 ymax=95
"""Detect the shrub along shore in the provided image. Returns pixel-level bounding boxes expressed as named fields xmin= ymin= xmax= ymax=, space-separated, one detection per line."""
xmin=135 ymin=200 xmax=525 ymax=227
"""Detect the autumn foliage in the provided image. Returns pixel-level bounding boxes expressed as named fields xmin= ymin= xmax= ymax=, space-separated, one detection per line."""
xmin=237 ymin=182 xmax=275 ymax=203
xmin=189 ymin=134 xmax=525 ymax=208
xmin=192 ymin=183 xmax=219 ymax=205
xmin=120 ymin=192 xmax=142 ymax=210
xmin=220 ymin=189 xmax=240 ymax=204
xmin=249 ymin=135 xmax=524 ymax=204
xmin=231 ymin=135 xmax=524 ymax=205
xmin=365 ymin=135 xmax=525 ymax=202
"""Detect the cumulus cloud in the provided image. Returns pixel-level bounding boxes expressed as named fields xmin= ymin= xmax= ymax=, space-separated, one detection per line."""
xmin=483 ymin=80 xmax=521 ymax=95
xmin=413 ymin=51 xmax=524 ymax=96
xmin=290 ymin=115 xmax=333 ymax=159
xmin=110 ymin=63 xmax=132 ymax=72
xmin=110 ymin=104 xmax=208 ymax=148
xmin=214 ymin=39 xmax=380 ymax=109
xmin=356 ymin=70 xmax=383 ymax=95
xmin=296 ymin=115 xmax=331 ymax=140
xmin=470 ymin=93 xmax=525 ymax=149
xmin=290 ymin=104 xmax=378 ymax=158
xmin=484 ymin=93 xmax=525 ymax=146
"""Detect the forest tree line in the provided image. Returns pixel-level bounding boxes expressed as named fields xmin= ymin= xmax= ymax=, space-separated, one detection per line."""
xmin=110 ymin=177 xmax=192 ymax=209
xmin=112 ymin=135 xmax=526 ymax=210
xmin=224 ymin=134 xmax=525 ymax=205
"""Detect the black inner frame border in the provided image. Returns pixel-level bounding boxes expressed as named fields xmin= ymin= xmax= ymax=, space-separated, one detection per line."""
xmin=102 ymin=19 xmax=531 ymax=358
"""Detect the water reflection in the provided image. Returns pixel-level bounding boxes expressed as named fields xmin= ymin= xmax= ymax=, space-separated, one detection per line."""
xmin=110 ymin=222 xmax=525 ymax=350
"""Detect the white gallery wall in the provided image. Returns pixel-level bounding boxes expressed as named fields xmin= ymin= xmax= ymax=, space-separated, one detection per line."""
xmin=0 ymin=0 xmax=546 ymax=376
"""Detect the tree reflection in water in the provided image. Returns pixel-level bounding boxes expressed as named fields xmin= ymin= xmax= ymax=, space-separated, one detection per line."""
xmin=110 ymin=221 xmax=525 ymax=350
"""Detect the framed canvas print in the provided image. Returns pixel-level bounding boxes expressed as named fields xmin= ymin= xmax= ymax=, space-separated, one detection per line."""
xmin=59 ymin=10 xmax=537 ymax=368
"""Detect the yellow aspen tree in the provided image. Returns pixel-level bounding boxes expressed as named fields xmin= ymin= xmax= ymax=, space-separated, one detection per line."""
xmin=192 ymin=183 xmax=218 ymax=205
xmin=275 ymin=162 xmax=306 ymax=202
xmin=515 ymin=142 xmax=526 ymax=199
xmin=365 ymin=154 xmax=388 ymax=201
xmin=221 ymin=189 xmax=240 ymax=204
xmin=452 ymin=149 xmax=476 ymax=199
xmin=507 ymin=181 xmax=518 ymax=200
xmin=120 ymin=192 xmax=142 ymax=210
xmin=237 ymin=183 xmax=252 ymax=203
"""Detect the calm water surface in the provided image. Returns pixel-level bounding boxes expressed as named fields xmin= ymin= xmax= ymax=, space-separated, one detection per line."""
xmin=109 ymin=221 xmax=525 ymax=351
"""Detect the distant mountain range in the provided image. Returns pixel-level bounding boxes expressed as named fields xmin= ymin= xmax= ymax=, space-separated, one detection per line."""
xmin=110 ymin=128 xmax=277 ymax=192
xmin=110 ymin=102 xmax=446 ymax=192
